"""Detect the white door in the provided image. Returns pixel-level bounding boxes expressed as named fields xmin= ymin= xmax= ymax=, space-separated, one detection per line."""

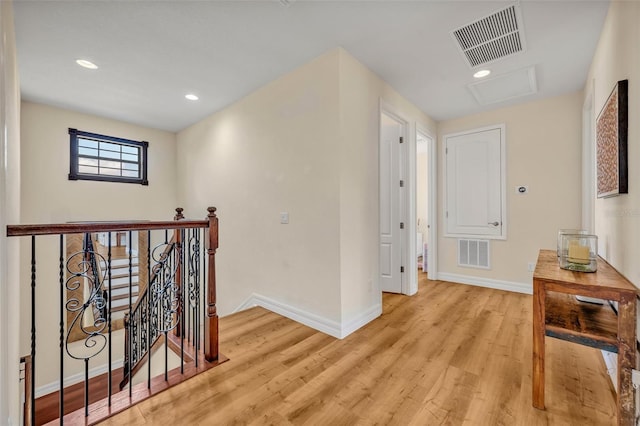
xmin=380 ymin=112 xmax=405 ymax=293
xmin=445 ymin=126 xmax=505 ymax=238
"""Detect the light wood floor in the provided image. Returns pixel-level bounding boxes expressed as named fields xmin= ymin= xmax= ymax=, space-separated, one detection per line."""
xmin=101 ymin=273 xmax=617 ymax=425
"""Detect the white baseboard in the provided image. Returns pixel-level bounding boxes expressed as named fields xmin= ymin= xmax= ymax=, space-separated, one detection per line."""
xmin=35 ymin=358 xmax=124 ymax=399
xmin=341 ymin=304 xmax=382 ymax=338
xmin=437 ymin=272 xmax=532 ymax=295
xmin=235 ymin=293 xmax=381 ymax=339
xmin=235 ymin=293 xmax=342 ymax=338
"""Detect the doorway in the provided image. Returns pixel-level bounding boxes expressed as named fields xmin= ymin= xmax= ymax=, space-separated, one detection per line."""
xmin=416 ymin=132 xmax=429 ymax=275
xmin=416 ymin=128 xmax=436 ymax=284
xmin=379 ymin=108 xmax=407 ymax=294
xmin=379 ymin=105 xmax=437 ymax=295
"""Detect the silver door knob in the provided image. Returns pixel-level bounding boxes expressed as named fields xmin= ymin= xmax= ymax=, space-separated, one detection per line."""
xmin=488 ymin=221 xmax=499 ymax=226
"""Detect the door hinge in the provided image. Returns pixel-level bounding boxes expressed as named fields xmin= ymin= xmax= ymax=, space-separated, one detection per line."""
xmin=399 ymin=136 xmax=404 ymax=144
xmin=446 ymin=211 xmax=449 ymax=218
xmin=400 ymin=266 xmax=405 ymax=273
xmin=400 ymin=180 xmax=404 ymax=187
xmin=446 ymin=147 xmax=448 ymax=154
xmin=400 ymin=222 xmax=405 ymax=229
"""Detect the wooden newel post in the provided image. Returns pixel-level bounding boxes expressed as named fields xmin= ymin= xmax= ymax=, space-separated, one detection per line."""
xmin=174 ymin=207 xmax=184 ymax=337
xmin=205 ymin=206 xmax=219 ymax=362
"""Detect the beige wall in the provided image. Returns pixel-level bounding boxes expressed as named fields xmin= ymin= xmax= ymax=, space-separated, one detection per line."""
xmin=587 ymin=2 xmax=640 ymax=287
xmin=177 ymin=48 xmax=436 ymax=334
xmin=21 ymin=101 xmax=178 ymax=223
xmin=20 ymin=102 xmax=178 ymax=388
xmin=0 ymin=1 xmax=22 ymax=423
xmin=177 ymin=50 xmax=343 ymax=323
xmin=337 ymin=49 xmax=436 ymax=317
xmin=437 ymin=92 xmax=584 ymax=290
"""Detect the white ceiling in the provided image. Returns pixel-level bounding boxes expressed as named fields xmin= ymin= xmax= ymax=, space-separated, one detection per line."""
xmin=13 ymin=0 xmax=609 ymax=132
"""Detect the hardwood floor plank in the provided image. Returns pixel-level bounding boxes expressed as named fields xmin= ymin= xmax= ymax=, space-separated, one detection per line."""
xmin=449 ymin=308 xmax=505 ymax=376
xmin=100 ymin=274 xmax=618 ymax=425
xmin=408 ymin=365 xmax=480 ymax=425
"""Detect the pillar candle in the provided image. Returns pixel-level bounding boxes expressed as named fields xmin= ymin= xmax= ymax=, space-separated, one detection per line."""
xmin=568 ymin=244 xmax=590 ymax=265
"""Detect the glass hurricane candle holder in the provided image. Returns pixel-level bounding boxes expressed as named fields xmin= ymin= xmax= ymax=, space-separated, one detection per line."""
xmin=559 ymin=234 xmax=598 ymax=272
xmin=557 ymin=229 xmax=588 ymax=258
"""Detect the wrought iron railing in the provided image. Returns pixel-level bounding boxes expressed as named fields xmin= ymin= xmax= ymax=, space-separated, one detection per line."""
xmin=7 ymin=207 xmax=222 ymax=425
xmin=121 ymin=231 xmax=179 ymax=389
xmin=82 ymin=233 xmax=108 ymax=332
xmin=120 ymin=223 xmax=207 ymax=390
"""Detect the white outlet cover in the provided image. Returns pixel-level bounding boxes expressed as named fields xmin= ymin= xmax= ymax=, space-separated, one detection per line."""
xmin=280 ymin=212 xmax=289 ymax=224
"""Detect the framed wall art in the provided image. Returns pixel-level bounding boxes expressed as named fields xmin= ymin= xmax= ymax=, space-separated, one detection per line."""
xmin=596 ymin=79 xmax=628 ymax=198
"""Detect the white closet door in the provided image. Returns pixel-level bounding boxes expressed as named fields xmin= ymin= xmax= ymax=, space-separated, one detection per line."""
xmin=445 ymin=125 xmax=505 ymax=239
xmin=380 ymin=112 xmax=405 ymax=293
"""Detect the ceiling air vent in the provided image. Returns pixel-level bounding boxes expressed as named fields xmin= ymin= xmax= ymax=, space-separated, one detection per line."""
xmin=468 ymin=66 xmax=537 ymax=106
xmin=452 ymin=5 xmax=526 ymax=68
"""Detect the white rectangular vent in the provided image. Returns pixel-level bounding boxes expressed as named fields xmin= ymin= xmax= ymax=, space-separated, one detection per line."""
xmin=458 ymin=239 xmax=490 ymax=269
xmin=468 ymin=66 xmax=537 ymax=106
xmin=452 ymin=5 xmax=525 ymax=68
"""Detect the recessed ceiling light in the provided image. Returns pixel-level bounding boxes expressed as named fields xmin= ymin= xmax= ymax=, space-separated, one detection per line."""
xmin=473 ymin=69 xmax=491 ymax=79
xmin=76 ymin=59 xmax=98 ymax=70
xmin=185 ymin=94 xmax=199 ymax=101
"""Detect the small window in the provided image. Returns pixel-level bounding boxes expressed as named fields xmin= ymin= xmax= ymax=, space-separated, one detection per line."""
xmin=69 ymin=128 xmax=148 ymax=185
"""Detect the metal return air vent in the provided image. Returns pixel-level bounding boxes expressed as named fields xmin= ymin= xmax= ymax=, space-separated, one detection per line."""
xmin=452 ymin=5 xmax=525 ymax=68
xmin=458 ymin=238 xmax=490 ymax=269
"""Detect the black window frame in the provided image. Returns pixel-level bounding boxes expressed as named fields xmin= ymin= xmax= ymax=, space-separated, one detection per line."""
xmin=68 ymin=128 xmax=149 ymax=185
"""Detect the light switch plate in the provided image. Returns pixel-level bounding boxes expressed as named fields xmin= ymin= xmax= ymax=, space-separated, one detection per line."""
xmin=280 ymin=212 xmax=289 ymax=224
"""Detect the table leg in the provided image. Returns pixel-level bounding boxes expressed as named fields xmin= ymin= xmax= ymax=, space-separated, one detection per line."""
xmin=532 ymin=280 xmax=545 ymax=409
xmin=617 ymin=293 xmax=636 ymax=426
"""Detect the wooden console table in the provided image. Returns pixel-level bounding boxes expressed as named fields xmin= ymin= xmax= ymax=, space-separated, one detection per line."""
xmin=533 ymin=249 xmax=638 ymax=425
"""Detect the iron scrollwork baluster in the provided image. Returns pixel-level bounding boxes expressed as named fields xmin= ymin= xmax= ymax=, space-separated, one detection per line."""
xmin=150 ymin=241 xmax=181 ymax=335
xmin=187 ymin=233 xmax=200 ymax=311
xmin=64 ymin=248 xmax=108 ymax=361
xmin=120 ymin=236 xmax=183 ymax=386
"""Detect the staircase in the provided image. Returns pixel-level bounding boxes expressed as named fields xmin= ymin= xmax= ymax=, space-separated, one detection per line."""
xmin=9 ymin=207 xmax=224 ymax=426
xmin=99 ymin=257 xmax=140 ymax=313
xmin=119 ymin=237 xmax=178 ymax=390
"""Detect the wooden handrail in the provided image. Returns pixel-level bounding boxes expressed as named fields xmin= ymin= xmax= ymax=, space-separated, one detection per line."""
xmin=7 ymin=219 xmax=208 ymax=237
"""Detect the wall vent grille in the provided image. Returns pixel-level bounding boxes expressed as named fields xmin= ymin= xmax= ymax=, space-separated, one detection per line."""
xmin=458 ymin=239 xmax=490 ymax=269
xmin=452 ymin=5 xmax=525 ymax=68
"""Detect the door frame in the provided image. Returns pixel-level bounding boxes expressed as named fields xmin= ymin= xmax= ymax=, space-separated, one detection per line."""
xmin=582 ymin=79 xmax=595 ymax=233
xmin=416 ymin=124 xmax=438 ymax=283
xmin=379 ymin=100 xmax=410 ymax=295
